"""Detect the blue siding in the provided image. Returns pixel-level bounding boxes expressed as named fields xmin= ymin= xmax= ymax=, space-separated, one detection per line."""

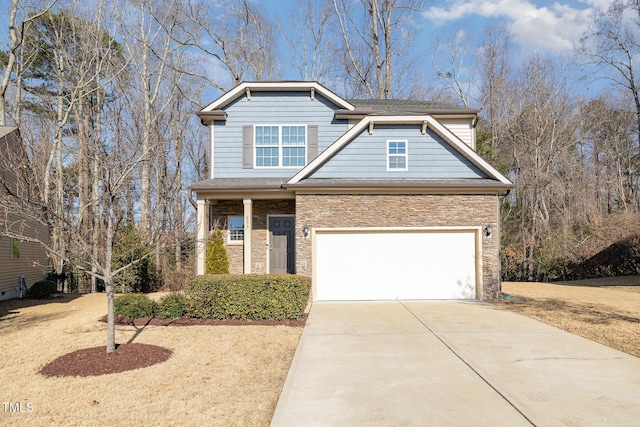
xmin=309 ymin=124 xmax=487 ymax=179
xmin=214 ymin=91 xmax=348 ymax=178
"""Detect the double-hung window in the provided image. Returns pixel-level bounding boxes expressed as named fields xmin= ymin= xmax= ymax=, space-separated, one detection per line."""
xmin=387 ymin=140 xmax=408 ymax=170
xmin=255 ymin=125 xmax=306 ymax=168
xmin=228 ymin=216 xmax=244 ymax=243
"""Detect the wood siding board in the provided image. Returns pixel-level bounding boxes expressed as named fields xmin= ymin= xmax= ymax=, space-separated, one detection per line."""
xmin=0 ymin=129 xmax=50 ymax=299
xmin=441 ymin=119 xmax=473 ymax=147
xmin=309 ymin=125 xmax=487 ymax=179
xmin=213 ymin=92 xmax=348 ymax=178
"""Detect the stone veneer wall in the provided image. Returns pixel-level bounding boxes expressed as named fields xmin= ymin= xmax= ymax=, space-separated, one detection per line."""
xmin=209 ymin=199 xmax=295 ymax=274
xmin=295 ymin=194 xmax=501 ymax=300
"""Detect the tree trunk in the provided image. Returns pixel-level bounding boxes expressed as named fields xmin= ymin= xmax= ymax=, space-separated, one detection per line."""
xmin=106 ymin=279 xmax=115 ymax=353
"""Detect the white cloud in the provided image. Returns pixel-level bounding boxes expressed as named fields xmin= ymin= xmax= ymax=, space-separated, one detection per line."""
xmin=424 ymin=0 xmax=595 ymax=53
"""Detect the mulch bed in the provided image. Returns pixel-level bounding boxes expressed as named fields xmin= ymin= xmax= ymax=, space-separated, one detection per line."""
xmin=100 ymin=313 xmax=308 ymax=327
xmin=39 ymin=343 xmax=173 ymax=378
xmin=38 ymin=314 xmax=307 ymax=378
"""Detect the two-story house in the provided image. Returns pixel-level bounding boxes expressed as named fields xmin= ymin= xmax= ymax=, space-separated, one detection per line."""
xmin=191 ymin=81 xmax=512 ymax=301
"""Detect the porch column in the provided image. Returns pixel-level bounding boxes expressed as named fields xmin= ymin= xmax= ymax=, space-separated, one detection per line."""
xmin=195 ymin=196 xmax=208 ymax=275
xmin=243 ymin=198 xmax=252 ymax=274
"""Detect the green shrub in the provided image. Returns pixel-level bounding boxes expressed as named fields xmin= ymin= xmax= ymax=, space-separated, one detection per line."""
xmin=205 ymin=229 xmax=229 ymax=274
xmin=156 ymin=293 xmax=187 ymax=319
xmin=184 ymin=274 xmax=310 ymax=320
xmin=26 ymin=280 xmax=58 ymax=299
xmin=114 ymin=293 xmax=158 ymax=318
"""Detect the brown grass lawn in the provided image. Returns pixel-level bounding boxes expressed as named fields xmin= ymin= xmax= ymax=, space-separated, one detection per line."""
xmin=496 ymin=277 xmax=640 ymax=358
xmin=3 ymin=278 xmax=639 ymax=426
xmin=0 ymin=293 xmax=302 ymax=427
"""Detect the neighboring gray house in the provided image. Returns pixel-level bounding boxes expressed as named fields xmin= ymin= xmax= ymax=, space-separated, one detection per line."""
xmin=191 ymin=82 xmax=512 ymax=301
xmin=0 ymin=127 xmax=49 ymax=301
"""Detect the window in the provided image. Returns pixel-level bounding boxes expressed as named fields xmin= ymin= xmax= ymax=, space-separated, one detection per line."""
xmin=10 ymin=238 xmax=20 ymax=259
xmin=387 ymin=140 xmax=408 ymax=170
xmin=228 ymin=216 xmax=244 ymax=243
xmin=255 ymin=125 xmax=306 ymax=168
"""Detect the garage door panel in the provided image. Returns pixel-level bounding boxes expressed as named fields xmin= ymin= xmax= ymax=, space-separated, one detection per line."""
xmin=315 ymin=230 xmax=477 ymax=301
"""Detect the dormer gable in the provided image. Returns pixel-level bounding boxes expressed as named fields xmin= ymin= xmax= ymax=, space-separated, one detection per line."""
xmin=197 ymin=81 xmax=355 ymax=125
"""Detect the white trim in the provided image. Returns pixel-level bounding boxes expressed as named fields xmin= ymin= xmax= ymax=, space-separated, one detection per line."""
xmin=209 ymin=124 xmax=215 ymax=179
xmin=287 ymin=115 xmax=511 ymax=185
xmin=311 ymin=226 xmax=483 ymax=301
xmin=243 ymin=198 xmax=253 ymax=274
xmin=201 ymin=81 xmax=355 ymax=112
xmin=387 ymin=140 xmax=408 ymax=171
xmin=195 ymin=197 xmax=208 ymax=275
xmin=266 ymin=214 xmax=296 ymax=274
xmin=254 ymin=124 xmax=307 ymax=169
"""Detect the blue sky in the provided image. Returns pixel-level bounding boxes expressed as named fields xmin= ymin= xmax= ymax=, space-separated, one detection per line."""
xmin=420 ymin=0 xmax=610 ymax=54
xmin=0 ymin=0 xmax=616 ymax=98
xmin=264 ymin=0 xmax=612 ymax=78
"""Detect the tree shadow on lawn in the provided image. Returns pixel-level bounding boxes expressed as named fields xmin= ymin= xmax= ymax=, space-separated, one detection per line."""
xmin=0 ymin=293 xmax=83 ymax=320
xmin=499 ymin=296 xmax=640 ymax=326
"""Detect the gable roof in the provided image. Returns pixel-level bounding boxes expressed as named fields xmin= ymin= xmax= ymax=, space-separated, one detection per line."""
xmin=200 ymin=81 xmax=355 ymax=112
xmin=287 ymin=115 xmax=511 ymax=186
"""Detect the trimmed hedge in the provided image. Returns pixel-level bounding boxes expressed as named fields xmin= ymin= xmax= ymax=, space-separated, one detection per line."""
xmin=114 ymin=293 xmax=158 ymax=318
xmin=156 ymin=292 xmax=187 ymax=319
xmin=184 ymin=274 xmax=310 ymax=321
xmin=26 ymin=280 xmax=58 ymax=299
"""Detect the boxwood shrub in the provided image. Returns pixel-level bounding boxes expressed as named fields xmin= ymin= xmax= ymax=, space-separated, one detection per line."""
xmin=156 ymin=292 xmax=187 ymax=319
xmin=26 ymin=280 xmax=58 ymax=299
xmin=184 ymin=274 xmax=310 ymax=320
xmin=114 ymin=293 xmax=158 ymax=318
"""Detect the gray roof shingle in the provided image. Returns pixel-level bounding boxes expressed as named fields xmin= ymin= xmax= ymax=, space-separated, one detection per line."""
xmin=347 ymin=99 xmax=478 ymax=115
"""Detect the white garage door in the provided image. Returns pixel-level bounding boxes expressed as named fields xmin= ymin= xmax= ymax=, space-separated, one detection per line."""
xmin=314 ymin=229 xmax=477 ymax=301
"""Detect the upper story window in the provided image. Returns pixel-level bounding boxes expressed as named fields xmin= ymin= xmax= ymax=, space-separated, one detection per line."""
xmin=255 ymin=125 xmax=306 ymax=168
xmin=387 ymin=140 xmax=408 ymax=170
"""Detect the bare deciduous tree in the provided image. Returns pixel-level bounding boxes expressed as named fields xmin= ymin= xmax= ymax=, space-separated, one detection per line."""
xmin=0 ymin=0 xmax=57 ymax=127
xmin=433 ymin=29 xmax=475 ymax=107
xmin=280 ymin=0 xmax=337 ymax=83
xmin=580 ymin=0 xmax=640 ymax=148
xmin=174 ymin=0 xmax=279 ymax=89
xmin=332 ymin=0 xmax=422 ymax=99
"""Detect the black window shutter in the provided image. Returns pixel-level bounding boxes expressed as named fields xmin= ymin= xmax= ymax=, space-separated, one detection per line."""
xmin=307 ymin=125 xmax=318 ymax=163
xmin=243 ymin=125 xmax=253 ymax=169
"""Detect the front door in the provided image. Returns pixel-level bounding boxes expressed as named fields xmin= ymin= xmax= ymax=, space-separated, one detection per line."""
xmin=269 ymin=216 xmax=295 ymax=274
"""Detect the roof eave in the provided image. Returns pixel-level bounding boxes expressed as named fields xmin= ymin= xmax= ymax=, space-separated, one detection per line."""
xmin=284 ymin=181 xmax=513 ymax=193
xmin=196 ymin=110 xmax=227 ymax=125
xmin=201 ymin=81 xmax=355 ymax=113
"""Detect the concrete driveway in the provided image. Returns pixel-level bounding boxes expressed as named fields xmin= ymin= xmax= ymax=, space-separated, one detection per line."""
xmin=271 ymin=301 xmax=640 ymax=426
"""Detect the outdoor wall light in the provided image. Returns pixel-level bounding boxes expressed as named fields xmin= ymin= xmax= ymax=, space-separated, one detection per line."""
xmin=484 ymin=224 xmax=493 ymax=238
xmin=302 ymin=225 xmax=310 ymax=239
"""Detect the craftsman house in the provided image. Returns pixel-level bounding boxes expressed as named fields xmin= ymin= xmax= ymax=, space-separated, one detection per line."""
xmin=0 ymin=127 xmax=49 ymax=301
xmin=191 ymin=82 xmax=512 ymax=301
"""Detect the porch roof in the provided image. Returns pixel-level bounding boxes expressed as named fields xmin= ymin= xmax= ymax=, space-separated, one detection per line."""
xmin=190 ymin=178 xmax=289 ymax=192
xmin=190 ymin=177 xmax=512 ymax=194
xmin=284 ymin=178 xmax=513 ymax=193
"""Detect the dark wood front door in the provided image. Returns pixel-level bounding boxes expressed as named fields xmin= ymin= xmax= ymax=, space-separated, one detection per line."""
xmin=269 ymin=216 xmax=295 ymax=274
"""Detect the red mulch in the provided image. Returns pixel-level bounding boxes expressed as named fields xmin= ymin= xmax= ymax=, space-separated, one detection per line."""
xmin=39 ymin=314 xmax=307 ymax=378
xmin=39 ymin=343 xmax=173 ymax=378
